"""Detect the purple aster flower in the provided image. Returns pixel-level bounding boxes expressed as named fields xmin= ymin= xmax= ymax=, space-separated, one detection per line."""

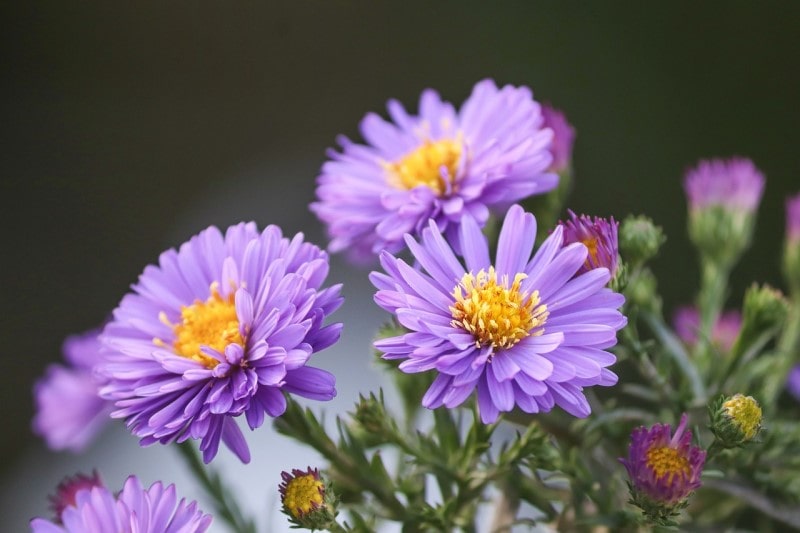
xmin=673 ymin=306 xmax=741 ymax=353
xmin=31 ymin=475 xmax=212 ymax=532
xmin=371 ymin=204 xmax=626 ymax=423
xmin=311 ymin=79 xmax=558 ymax=263
xmin=683 ymin=157 xmax=765 ymax=213
xmin=558 ymin=210 xmax=619 ymax=277
xmin=620 ymin=413 xmax=706 ymax=507
xmin=786 ymin=192 xmax=800 ymax=243
xmin=788 ymin=365 xmax=800 ymax=402
xmin=541 ymin=104 xmax=575 ymax=175
xmin=99 ymin=223 xmax=343 ymax=463
xmin=32 ymin=329 xmax=113 ymax=452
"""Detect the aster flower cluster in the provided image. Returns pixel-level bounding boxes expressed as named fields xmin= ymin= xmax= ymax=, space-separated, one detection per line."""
xmin=28 ymin=80 xmax=800 ymax=532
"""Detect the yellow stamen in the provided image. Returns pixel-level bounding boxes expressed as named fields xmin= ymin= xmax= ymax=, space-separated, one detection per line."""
xmin=283 ymin=473 xmax=325 ymax=518
xmin=156 ymin=283 xmax=243 ymax=369
xmin=450 ymin=267 xmax=548 ymax=349
xmin=385 ymin=138 xmax=462 ymax=195
xmin=645 ymin=447 xmax=691 ymax=484
xmin=581 ymin=236 xmax=599 ymax=266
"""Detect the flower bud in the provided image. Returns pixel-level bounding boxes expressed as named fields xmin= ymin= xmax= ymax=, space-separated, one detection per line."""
xmin=542 ymin=104 xmax=575 ymax=177
xmin=279 ymin=467 xmax=338 ymax=530
xmin=740 ymin=284 xmax=789 ymax=339
xmin=684 ymin=158 xmax=765 ymax=267
xmin=49 ymin=471 xmax=105 ymax=520
xmin=619 ymin=215 xmax=666 ymax=267
xmin=625 ymin=268 xmax=660 ymax=313
xmin=709 ymin=394 xmax=763 ymax=447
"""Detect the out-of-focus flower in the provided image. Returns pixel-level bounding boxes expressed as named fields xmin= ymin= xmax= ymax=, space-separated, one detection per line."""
xmin=32 ymin=329 xmax=113 ymax=452
xmin=673 ymin=306 xmax=741 ymax=353
xmin=559 ymin=210 xmax=619 ymax=278
xmin=99 ymin=223 xmax=343 ymax=463
xmin=620 ymin=413 xmax=706 ymax=519
xmin=541 ymin=104 xmax=575 ymax=175
xmin=30 ymin=475 xmax=212 ymax=532
xmin=683 ymin=157 xmax=765 ymax=266
xmin=279 ymin=467 xmax=337 ymax=530
xmin=371 ymin=205 xmax=626 ymax=423
xmin=48 ymin=471 xmax=104 ymax=519
xmin=709 ymin=394 xmax=762 ymax=447
xmin=783 ymin=192 xmax=800 ymax=293
xmin=311 ymin=79 xmax=557 ymax=263
xmin=788 ymin=365 xmax=800 ymax=402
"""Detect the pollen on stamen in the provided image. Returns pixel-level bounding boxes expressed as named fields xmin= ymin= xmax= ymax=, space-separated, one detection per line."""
xmin=450 ymin=267 xmax=548 ymax=350
xmin=154 ymin=283 xmax=244 ymax=369
xmin=384 ymin=138 xmax=463 ymax=195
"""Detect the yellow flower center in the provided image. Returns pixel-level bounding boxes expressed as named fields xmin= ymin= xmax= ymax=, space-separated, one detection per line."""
xmin=450 ymin=267 xmax=548 ymax=349
xmin=282 ymin=473 xmax=325 ymax=519
xmin=723 ymin=394 xmax=762 ymax=440
xmin=581 ymin=236 xmax=599 ymax=265
xmin=645 ymin=446 xmax=691 ymax=483
xmin=156 ymin=283 xmax=243 ymax=369
xmin=385 ymin=138 xmax=462 ymax=195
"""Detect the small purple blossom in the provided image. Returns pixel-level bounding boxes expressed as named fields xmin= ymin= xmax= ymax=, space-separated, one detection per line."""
xmin=788 ymin=365 xmax=800 ymax=402
xmin=31 ymin=475 xmax=212 ymax=533
xmin=558 ymin=210 xmax=619 ymax=277
xmin=620 ymin=413 xmax=706 ymax=506
xmin=311 ymin=79 xmax=558 ymax=263
xmin=673 ymin=306 xmax=741 ymax=353
xmin=99 ymin=223 xmax=343 ymax=463
xmin=683 ymin=157 xmax=765 ymax=213
xmin=32 ymin=329 xmax=113 ymax=452
xmin=371 ymin=205 xmax=625 ymax=423
xmin=541 ymin=104 xmax=575 ymax=174
xmin=48 ymin=471 xmax=104 ymax=519
xmin=786 ymin=192 xmax=800 ymax=243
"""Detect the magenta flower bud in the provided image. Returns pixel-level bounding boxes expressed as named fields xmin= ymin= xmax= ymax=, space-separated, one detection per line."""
xmin=541 ymin=104 xmax=575 ymax=175
xmin=559 ymin=210 xmax=619 ymax=277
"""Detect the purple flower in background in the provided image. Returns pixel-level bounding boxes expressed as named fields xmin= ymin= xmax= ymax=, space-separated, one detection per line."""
xmin=371 ymin=205 xmax=625 ymax=423
xmin=673 ymin=306 xmax=741 ymax=353
xmin=541 ymin=104 xmax=575 ymax=174
xmin=683 ymin=157 xmax=765 ymax=213
xmin=48 ymin=471 xmax=104 ymax=519
xmin=311 ymin=79 xmax=557 ymax=263
xmin=99 ymin=223 xmax=343 ymax=463
xmin=559 ymin=210 xmax=619 ymax=277
xmin=31 ymin=475 xmax=212 ymax=532
xmin=32 ymin=329 xmax=113 ymax=452
xmin=786 ymin=192 xmax=800 ymax=243
xmin=788 ymin=365 xmax=800 ymax=402
xmin=620 ymin=413 xmax=706 ymax=507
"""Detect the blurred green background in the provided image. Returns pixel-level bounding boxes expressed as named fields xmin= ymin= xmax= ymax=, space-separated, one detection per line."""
xmin=2 ymin=1 xmax=799 ymax=485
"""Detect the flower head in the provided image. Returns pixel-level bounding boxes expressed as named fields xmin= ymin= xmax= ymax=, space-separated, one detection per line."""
xmin=673 ymin=306 xmax=741 ymax=353
xmin=48 ymin=471 xmax=104 ymax=519
xmin=32 ymin=329 xmax=113 ymax=452
xmin=709 ymin=394 xmax=764 ymax=450
xmin=559 ymin=210 xmax=619 ymax=277
xmin=311 ymin=79 xmax=557 ymax=263
xmin=683 ymin=157 xmax=765 ymax=213
xmin=371 ymin=205 xmax=626 ymax=423
xmin=31 ymin=475 xmax=212 ymax=532
xmin=99 ymin=223 xmax=343 ymax=463
xmin=541 ymin=104 xmax=575 ymax=175
xmin=279 ymin=467 xmax=338 ymax=530
xmin=621 ymin=413 xmax=706 ymax=513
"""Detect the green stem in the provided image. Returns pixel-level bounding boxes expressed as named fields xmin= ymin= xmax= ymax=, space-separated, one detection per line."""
xmin=176 ymin=442 xmax=257 ymax=533
xmin=696 ymin=258 xmax=730 ymax=365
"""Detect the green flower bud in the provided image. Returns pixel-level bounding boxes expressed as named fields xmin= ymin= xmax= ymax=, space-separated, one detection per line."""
xmin=619 ymin=215 xmax=666 ymax=266
xmin=709 ymin=394 xmax=763 ymax=447
xmin=740 ymin=283 xmax=789 ymax=337
xmin=625 ymin=268 xmax=661 ymax=313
